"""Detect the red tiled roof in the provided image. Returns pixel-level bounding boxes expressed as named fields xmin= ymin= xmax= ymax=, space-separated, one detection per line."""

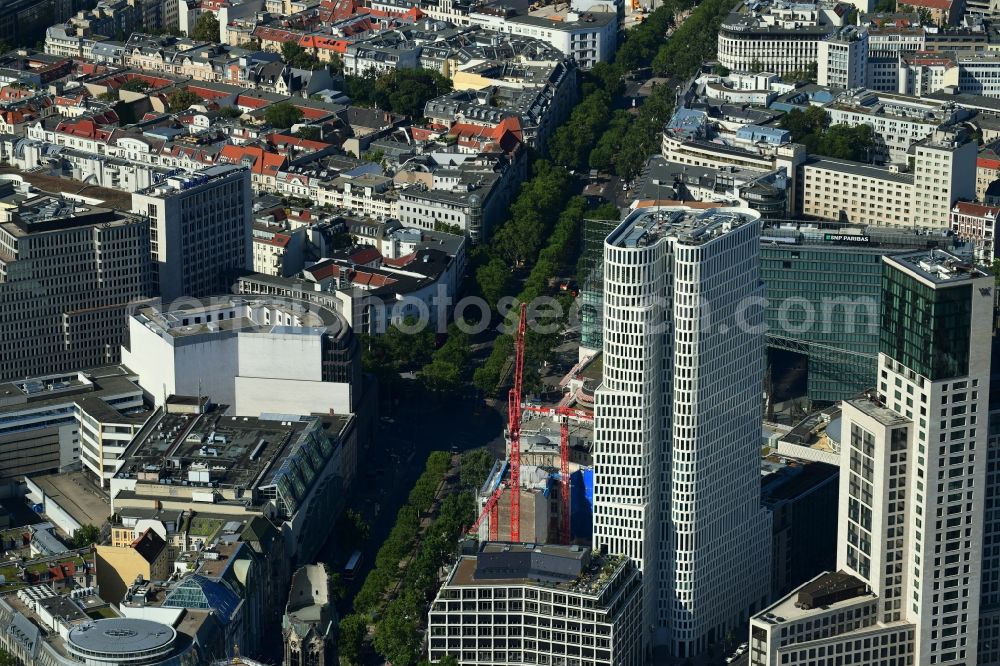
xmin=351 ymin=270 xmax=396 ymax=288
xmin=367 ymin=5 xmax=424 ymax=19
xmin=410 ymin=127 xmax=439 ymax=141
xmin=256 ymin=233 xmax=291 ymax=248
xmin=253 ymin=26 xmax=302 ymax=44
xmin=383 ymin=252 xmax=416 ymax=267
xmin=235 ymin=94 xmax=272 ymax=109
xmin=47 ymin=561 xmax=77 ymax=580
xmin=953 ymin=201 xmax=1000 ymax=218
xmin=306 ymin=260 xmax=342 ymax=281
xmin=296 ymin=105 xmax=332 ymax=120
xmin=187 ymin=84 xmax=231 ymax=100
xmin=906 ymin=51 xmax=955 ymax=67
xmin=79 ymin=62 xmax=109 ymax=76
xmin=55 ymin=109 xmax=119 ymax=138
xmin=904 ymin=0 xmax=951 ymax=9
xmin=111 ymin=73 xmax=174 ymax=90
xmin=267 ymin=132 xmax=330 ymax=151
xmin=55 ymin=92 xmax=90 ymax=106
xmin=0 ymin=87 xmax=34 ymax=101
xmin=348 ymin=246 xmax=381 ymax=265
xmin=218 ymin=144 xmax=285 ymax=176
xmin=0 ymin=108 xmax=35 ymax=125
xmin=448 ymin=116 xmax=523 ymax=153
xmin=300 ymin=34 xmax=352 ymax=52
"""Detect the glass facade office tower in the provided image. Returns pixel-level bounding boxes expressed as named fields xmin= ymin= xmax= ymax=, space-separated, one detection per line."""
xmin=749 ymin=250 xmax=992 ymax=666
xmin=760 ymin=224 xmax=958 ymax=404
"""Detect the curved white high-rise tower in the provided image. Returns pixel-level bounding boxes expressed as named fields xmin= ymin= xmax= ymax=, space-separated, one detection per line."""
xmin=593 ymin=206 xmax=772 ymax=659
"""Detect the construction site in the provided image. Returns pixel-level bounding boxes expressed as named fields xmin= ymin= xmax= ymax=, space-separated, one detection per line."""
xmin=469 ymin=304 xmax=601 ymax=548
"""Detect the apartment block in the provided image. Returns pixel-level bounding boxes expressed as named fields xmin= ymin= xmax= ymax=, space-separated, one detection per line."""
xmin=911 ymin=129 xmax=976 ymax=228
xmin=467 ymin=7 xmax=617 ymax=70
xmin=897 ymin=52 xmax=959 ymax=96
xmin=818 ymin=26 xmax=868 ymax=89
xmin=823 ymin=91 xmax=967 ymax=164
xmin=957 ymin=52 xmax=1000 ymax=97
xmin=800 ymin=157 xmax=915 ymax=227
xmin=977 ymin=148 xmax=1000 ymax=200
xmin=799 ymin=129 xmax=975 ymax=228
xmin=865 ymin=19 xmax=925 ymax=92
xmin=950 ymin=200 xmax=1000 ymax=264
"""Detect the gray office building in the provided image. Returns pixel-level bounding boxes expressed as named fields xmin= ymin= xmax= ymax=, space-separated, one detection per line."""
xmin=0 ymin=185 xmax=153 ymax=381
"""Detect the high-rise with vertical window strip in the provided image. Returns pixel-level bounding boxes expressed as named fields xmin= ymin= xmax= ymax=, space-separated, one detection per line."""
xmin=592 ymin=205 xmax=772 ymax=659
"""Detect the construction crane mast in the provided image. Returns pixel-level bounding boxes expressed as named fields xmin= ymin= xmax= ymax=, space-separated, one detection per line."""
xmin=508 ymin=302 xmax=527 ymax=543
xmin=470 ymin=484 xmax=504 ymax=541
xmin=558 ymin=417 xmax=570 ymax=544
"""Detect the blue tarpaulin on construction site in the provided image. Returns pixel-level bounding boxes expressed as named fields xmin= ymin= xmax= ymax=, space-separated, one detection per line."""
xmin=570 ymin=469 xmax=594 ymax=541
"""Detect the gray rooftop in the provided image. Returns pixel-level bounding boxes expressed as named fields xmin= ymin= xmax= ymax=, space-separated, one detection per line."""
xmin=0 ymin=194 xmax=139 ymax=238
xmin=130 ymin=296 xmax=343 ymax=340
xmin=607 ymin=206 xmax=759 ymax=249
xmin=448 ymin=542 xmax=628 ymax=597
xmin=804 ymin=156 xmax=915 ymax=185
xmin=66 ymin=618 xmax=176 ymax=656
xmin=475 ymin=542 xmax=590 ymax=583
xmin=844 ymin=395 xmax=909 ymax=427
xmin=886 ymin=249 xmax=988 ymax=285
xmin=760 ymin=222 xmax=957 ymax=250
xmin=136 ymin=164 xmax=245 ymax=196
xmin=508 ymin=10 xmax=617 ymax=30
xmin=116 ymin=404 xmax=352 ymax=502
xmin=0 ymin=366 xmax=145 ymax=417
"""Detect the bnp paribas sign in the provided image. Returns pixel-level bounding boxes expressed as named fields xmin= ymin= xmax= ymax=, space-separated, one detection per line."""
xmin=823 ymin=233 xmax=871 ymax=244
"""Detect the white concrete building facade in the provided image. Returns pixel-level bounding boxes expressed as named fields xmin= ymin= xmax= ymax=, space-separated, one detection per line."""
xmin=818 ymin=26 xmax=868 ymax=89
xmin=911 ymin=129 xmax=977 ymax=228
xmin=592 ymin=206 xmax=772 ymax=659
xmin=122 ymin=296 xmax=361 ymax=417
xmin=0 ymin=183 xmax=154 ymax=382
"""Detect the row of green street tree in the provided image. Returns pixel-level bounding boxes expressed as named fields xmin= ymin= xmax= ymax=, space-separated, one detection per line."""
xmin=545 ymin=0 xmax=737 ymax=182
xmin=339 ymin=450 xmax=494 ymax=666
xmin=359 ymin=0 xmax=748 ymax=397
xmin=414 ymin=0 xmax=736 ymax=394
xmin=341 ymin=2 xmax=756 ymax=661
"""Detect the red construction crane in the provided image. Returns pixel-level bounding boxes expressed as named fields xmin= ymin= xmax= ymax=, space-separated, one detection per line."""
xmin=470 ymin=484 xmax=504 ymax=541
xmin=508 ymin=302 xmax=527 ymax=543
xmin=522 ymin=405 xmax=593 ymax=544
